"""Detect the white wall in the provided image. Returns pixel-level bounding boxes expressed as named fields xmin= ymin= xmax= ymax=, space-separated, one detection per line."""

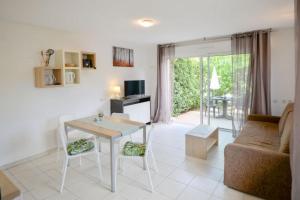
xmin=271 ymin=28 xmax=295 ymax=115
xmin=0 ymin=20 xmax=156 ymax=166
xmin=175 ymin=40 xmax=231 ymax=58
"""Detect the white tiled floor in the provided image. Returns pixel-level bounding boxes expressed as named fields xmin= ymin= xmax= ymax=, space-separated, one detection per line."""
xmin=173 ymin=110 xmax=233 ymax=130
xmin=4 ymin=123 xmax=263 ymax=200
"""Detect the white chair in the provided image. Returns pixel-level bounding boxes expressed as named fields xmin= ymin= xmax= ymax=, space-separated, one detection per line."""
xmin=57 ymin=114 xmax=94 ymax=160
xmin=115 ymin=124 xmax=158 ymax=192
xmin=58 ymin=115 xmax=103 ymax=193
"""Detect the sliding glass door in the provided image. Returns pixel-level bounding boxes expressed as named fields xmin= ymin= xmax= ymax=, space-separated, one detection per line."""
xmin=172 ymin=55 xmax=233 ymax=130
xmin=201 ymin=55 xmax=233 ymax=130
xmin=172 ymin=57 xmax=201 ymax=124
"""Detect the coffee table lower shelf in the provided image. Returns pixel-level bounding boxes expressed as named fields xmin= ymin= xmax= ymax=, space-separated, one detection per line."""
xmin=185 ymin=125 xmax=219 ymax=160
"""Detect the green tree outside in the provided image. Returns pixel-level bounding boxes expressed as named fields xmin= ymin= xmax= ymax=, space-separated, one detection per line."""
xmin=172 ymin=55 xmax=233 ymax=116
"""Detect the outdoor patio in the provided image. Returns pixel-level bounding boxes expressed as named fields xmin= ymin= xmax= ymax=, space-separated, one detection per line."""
xmin=172 ymin=110 xmax=232 ymax=130
xmin=172 ymin=56 xmax=233 ymax=131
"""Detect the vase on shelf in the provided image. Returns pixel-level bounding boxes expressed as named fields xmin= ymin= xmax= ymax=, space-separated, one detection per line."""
xmin=41 ymin=49 xmax=54 ymax=67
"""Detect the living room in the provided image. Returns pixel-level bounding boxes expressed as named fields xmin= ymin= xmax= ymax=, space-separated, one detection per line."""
xmin=0 ymin=0 xmax=299 ymax=200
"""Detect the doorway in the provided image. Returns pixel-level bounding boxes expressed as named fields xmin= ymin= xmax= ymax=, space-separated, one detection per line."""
xmin=172 ymin=55 xmax=233 ymax=130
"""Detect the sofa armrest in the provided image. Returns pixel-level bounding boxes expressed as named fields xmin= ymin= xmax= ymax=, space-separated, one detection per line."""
xmin=224 ymin=143 xmax=291 ymax=200
xmin=247 ymin=114 xmax=280 ymax=123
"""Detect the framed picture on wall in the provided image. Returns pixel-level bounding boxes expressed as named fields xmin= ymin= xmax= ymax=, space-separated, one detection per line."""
xmin=113 ymin=46 xmax=134 ymax=67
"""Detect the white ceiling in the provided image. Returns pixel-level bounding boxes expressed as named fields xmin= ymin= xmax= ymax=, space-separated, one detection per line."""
xmin=0 ymin=0 xmax=294 ymax=44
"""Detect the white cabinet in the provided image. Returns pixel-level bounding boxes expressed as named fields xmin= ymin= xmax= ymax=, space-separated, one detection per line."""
xmin=123 ymin=101 xmax=151 ymax=123
xmin=110 ymin=96 xmax=151 ymax=124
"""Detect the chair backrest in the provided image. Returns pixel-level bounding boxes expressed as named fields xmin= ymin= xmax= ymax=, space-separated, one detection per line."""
xmin=145 ymin=124 xmax=156 ymax=156
xmin=58 ymin=114 xmax=78 ymax=154
xmin=111 ymin=112 xmax=130 ymax=120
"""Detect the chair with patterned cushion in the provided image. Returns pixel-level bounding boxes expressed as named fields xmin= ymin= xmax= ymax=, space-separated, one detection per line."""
xmin=115 ymin=124 xmax=158 ymax=192
xmin=57 ymin=114 xmax=95 ymax=160
xmin=58 ymin=115 xmax=103 ymax=192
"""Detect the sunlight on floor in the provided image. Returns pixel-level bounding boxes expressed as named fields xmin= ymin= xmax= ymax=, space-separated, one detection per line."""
xmin=173 ymin=111 xmax=232 ymax=130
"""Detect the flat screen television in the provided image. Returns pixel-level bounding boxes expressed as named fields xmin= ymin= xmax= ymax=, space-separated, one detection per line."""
xmin=124 ymin=80 xmax=145 ymax=97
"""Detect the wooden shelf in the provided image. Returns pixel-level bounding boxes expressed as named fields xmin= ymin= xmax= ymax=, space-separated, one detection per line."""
xmin=64 ymin=67 xmax=80 ymax=70
xmin=55 ymin=49 xmax=81 ymax=85
xmin=38 ymin=66 xmax=62 ymax=70
xmin=42 ymin=84 xmax=63 ymax=88
xmin=34 ymin=67 xmax=63 ymax=88
xmin=81 ymin=51 xmax=96 ymax=69
xmin=55 ymin=50 xmax=80 ymax=68
xmin=34 ymin=49 xmax=87 ymax=88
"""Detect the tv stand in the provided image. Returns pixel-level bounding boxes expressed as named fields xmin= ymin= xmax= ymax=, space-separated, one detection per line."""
xmin=110 ymin=95 xmax=151 ymax=124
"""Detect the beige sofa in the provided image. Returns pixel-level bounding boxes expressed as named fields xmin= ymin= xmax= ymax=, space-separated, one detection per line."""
xmin=224 ymin=103 xmax=293 ymax=200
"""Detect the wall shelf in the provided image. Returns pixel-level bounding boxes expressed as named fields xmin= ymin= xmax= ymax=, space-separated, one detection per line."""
xmin=81 ymin=51 xmax=96 ymax=69
xmin=34 ymin=49 xmax=96 ymax=88
xmin=55 ymin=49 xmax=81 ymax=85
xmin=34 ymin=66 xmax=63 ymax=88
xmin=64 ymin=67 xmax=79 ymax=70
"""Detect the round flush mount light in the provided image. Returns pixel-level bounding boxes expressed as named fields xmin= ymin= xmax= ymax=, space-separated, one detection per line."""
xmin=138 ymin=18 xmax=157 ymax=28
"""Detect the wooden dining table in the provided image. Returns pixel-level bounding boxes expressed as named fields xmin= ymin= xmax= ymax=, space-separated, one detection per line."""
xmin=64 ymin=115 xmax=147 ymax=193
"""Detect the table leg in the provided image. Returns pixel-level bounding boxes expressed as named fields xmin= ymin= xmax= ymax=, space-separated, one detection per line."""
xmin=110 ymin=138 xmax=116 ymax=192
xmin=143 ymin=126 xmax=146 ymax=170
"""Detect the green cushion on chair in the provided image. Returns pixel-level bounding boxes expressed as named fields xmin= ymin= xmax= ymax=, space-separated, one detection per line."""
xmin=123 ymin=141 xmax=146 ymax=156
xmin=67 ymin=139 xmax=94 ymax=155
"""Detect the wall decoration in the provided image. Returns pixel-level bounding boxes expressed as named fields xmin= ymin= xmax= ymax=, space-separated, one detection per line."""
xmin=41 ymin=49 xmax=54 ymax=67
xmin=113 ymin=46 xmax=134 ymax=67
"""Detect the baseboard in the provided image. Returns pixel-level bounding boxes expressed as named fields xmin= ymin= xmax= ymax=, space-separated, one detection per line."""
xmin=0 ymin=147 xmax=58 ymax=170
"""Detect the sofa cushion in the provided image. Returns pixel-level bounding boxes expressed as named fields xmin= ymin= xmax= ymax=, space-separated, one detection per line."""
xmin=278 ymin=103 xmax=294 ymax=136
xmin=234 ymin=121 xmax=280 ymax=151
xmin=279 ymin=112 xmax=293 ymax=153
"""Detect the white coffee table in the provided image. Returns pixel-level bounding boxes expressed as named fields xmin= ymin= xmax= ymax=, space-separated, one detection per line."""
xmin=185 ymin=125 xmax=219 ymax=159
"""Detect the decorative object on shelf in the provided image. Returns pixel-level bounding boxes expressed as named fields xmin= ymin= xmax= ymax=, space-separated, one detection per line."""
xmin=34 ymin=67 xmax=63 ymax=88
xmin=112 ymin=85 xmax=121 ymax=98
xmin=81 ymin=51 xmax=96 ymax=69
xmin=83 ymin=58 xmax=92 ymax=68
xmin=98 ymin=112 xmax=104 ymax=118
xmin=65 ymin=71 xmax=76 ymax=84
xmin=41 ymin=49 xmax=54 ymax=67
xmin=44 ymin=70 xmax=56 ymax=85
xmin=94 ymin=112 xmax=104 ymax=122
xmin=113 ymin=46 xmax=134 ymax=67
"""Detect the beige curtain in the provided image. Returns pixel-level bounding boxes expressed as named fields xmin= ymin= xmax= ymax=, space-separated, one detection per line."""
xmin=231 ymin=35 xmax=252 ymax=137
xmin=231 ymin=30 xmax=271 ymax=136
xmin=250 ymin=31 xmax=271 ymax=115
xmin=153 ymin=44 xmax=175 ymax=123
xmin=292 ymin=0 xmax=300 ymax=199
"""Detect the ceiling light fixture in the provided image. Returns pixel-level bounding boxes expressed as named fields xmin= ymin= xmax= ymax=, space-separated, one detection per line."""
xmin=138 ymin=19 xmax=156 ymax=28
